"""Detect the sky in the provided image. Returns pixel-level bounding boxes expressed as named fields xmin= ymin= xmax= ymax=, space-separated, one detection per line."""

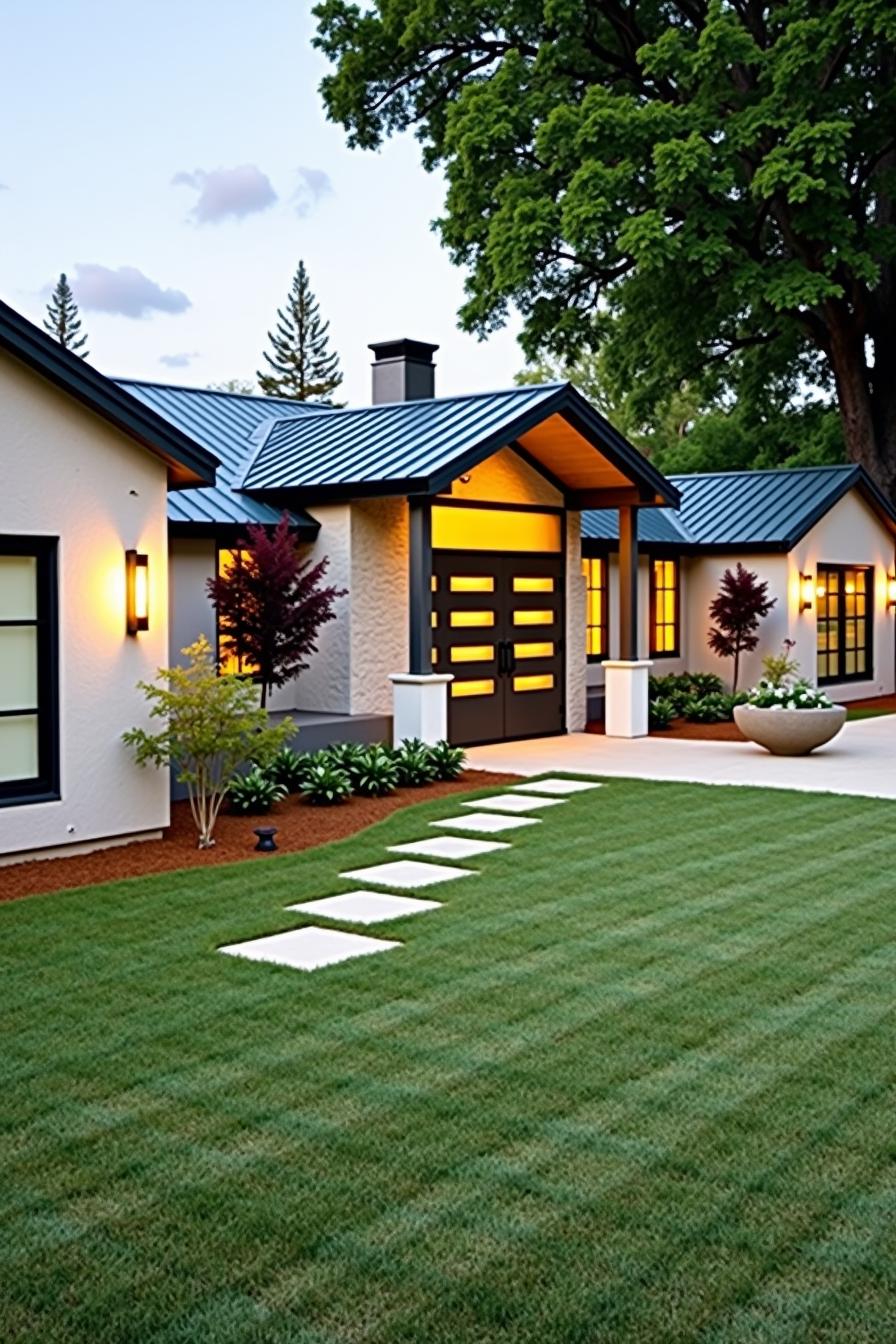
xmin=0 ymin=0 xmax=523 ymax=404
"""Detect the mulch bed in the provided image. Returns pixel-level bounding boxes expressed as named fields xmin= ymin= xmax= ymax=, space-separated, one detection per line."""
xmin=0 ymin=771 xmax=519 ymax=904
xmin=586 ymin=691 xmax=896 ymax=743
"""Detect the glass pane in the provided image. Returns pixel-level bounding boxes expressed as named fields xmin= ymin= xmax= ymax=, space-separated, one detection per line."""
xmin=451 ymin=679 xmax=495 ymax=698
xmin=845 ymin=651 xmax=856 ymax=675
xmin=513 ymin=674 xmax=554 ymax=692
xmin=0 ymin=713 xmax=39 ymax=782
xmin=513 ymin=609 xmax=554 ymax=626
xmin=431 ymin=575 xmax=438 ymax=591
xmin=513 ymin=576 xmax=554 ymax=592
xmin=450 ymin=610 xmax=494 ymax=627
xmin=0 ymin=555 xmax=37 ymax=621
xmin=432 ymin=506 xmax=561 ymax=553
xmin=450 ymin=644 xmax=494 ymax=663
xmin=663 ymin=592 xmax=675 ymax=622
xmin=0 ymin=626 xmax=38 ymax=711
xmin=431 ymin=612 xmax=438 ymax=628
xmin=450 ymin=576 xmax=494 ymax=593
xmin=857 ymin=651 xmax=866 ymax=673
xmin=514 ymin=642 xmax=553 ymax=659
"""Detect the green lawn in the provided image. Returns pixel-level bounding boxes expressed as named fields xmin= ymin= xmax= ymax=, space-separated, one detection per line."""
xmin=3 ymin=778 xmax=896 ymax=1343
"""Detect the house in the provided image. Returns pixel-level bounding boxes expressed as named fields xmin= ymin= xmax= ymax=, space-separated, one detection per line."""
xmin=0 ymin=299 xmax=217 ymax=863
xmin=581 ymin=466 xmax=896 ymax=721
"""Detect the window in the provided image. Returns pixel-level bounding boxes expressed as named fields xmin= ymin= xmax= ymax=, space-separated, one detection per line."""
xmin=817 ymin=565 xmax=872 ymax=683
xmin=650 ymin=558 xmax=679 ymax=656
xmin=216 ymin=548 xmax=259 ymax=676
xmin=0 ymin=537 xmax=59 ymax=805
xmin=582 ymin=557 xmax=607 ymax=660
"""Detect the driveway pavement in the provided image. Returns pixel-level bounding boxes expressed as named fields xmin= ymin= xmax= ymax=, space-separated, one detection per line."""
xmin=466 ymin=716 xmax=896 ymax=800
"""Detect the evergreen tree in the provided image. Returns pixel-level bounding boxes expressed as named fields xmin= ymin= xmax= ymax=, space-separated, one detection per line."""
xmin=257 ymin=261 xmax=343 ymax=403
xmin=44 ymin=273 xmax=88 ymax=357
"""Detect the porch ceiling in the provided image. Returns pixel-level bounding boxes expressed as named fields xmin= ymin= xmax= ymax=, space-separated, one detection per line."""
xmin=516 ymin=413 xmax=643 ymax=494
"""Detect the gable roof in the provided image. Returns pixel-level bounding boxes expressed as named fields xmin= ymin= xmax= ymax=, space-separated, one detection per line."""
xmin=0 ymin=300 xmax=216 ymax=488
xmin=237 ymin=382 xmax=680 ymax=507
xmin=582 ymin=464 xmax=896 ymax=551
xmin=116 ymin=380 xmax=322 ymax=536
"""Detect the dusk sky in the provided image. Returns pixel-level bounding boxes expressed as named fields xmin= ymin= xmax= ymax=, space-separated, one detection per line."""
xmin=0 ymin=0 xmax=522 ymax=403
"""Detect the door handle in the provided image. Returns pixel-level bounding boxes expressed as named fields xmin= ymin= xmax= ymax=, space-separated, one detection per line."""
xmin=497 ymin=640 xmax=508 ymax=676
xmin=506 ymin=641 xmax=517 ymax=676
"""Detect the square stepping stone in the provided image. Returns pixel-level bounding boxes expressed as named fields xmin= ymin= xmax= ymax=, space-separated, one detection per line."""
xmin=465 ymin=793 xmax=565 ymax=814
xmin=513 ymin=777 xmax=604 ymax=796
xmin=431 ymin=811 xmax=539 ymax=835
xmin=219 ymin=926 xmax=400 ymax=972
xmin=340 ymin=859 xmax=477 ymax=890
xmin=285 ymin=891 xmax=441 ymax=924
xmin=389 ymin=835 xmax=508 ymax=861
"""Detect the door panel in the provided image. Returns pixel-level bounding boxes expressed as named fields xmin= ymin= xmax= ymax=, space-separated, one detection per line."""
xmin=433 ymin=551 xmax=565 ymax=745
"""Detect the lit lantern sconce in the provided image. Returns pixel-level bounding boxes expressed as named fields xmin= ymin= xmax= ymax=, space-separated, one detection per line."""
xmin=799 ymin=572 xmax=814 ymax=613
xmin=125 ymin=549 xmax=149 ymax=634
xmin=888 ymin=572 xmax=896 ymax=611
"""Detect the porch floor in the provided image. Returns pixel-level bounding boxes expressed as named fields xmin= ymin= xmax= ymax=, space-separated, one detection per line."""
xmin=466 ymin=715 xmax=896 ymax=800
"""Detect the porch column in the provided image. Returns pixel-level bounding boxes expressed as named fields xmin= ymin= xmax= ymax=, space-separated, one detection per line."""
xmin=605 ymin=504 xmax=651 ymax=737
xmin=389 ymin=497 xmax=452 ymax=744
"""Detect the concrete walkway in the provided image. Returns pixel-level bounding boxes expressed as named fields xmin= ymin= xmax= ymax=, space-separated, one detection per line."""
xmin=467 ymin=716 xmax=896 ymax=800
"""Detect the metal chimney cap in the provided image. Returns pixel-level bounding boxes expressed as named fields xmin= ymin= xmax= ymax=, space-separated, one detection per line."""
xmin=368 ymin=339 xmax=440 ymax=362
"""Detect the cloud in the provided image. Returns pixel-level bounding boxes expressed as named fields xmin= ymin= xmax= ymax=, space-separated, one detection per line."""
xmin=159 ymin=351 xmax=199 ymax=368
xmin=172 ymin=164 xmax=277 ymax=223
xmin=0 ymin=183 xmax=8 ymax=191
xmin=293 ymin=166 xmax=332 ymax=217
xmin=71 ymin=264 xmax=191 ymax=318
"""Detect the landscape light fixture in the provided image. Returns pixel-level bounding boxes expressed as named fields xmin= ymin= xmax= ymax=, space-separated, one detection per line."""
xmin=125 ymin=550 xmax=149 ymax=635
xmin=888 ymin=572 xmax=896 ymax=611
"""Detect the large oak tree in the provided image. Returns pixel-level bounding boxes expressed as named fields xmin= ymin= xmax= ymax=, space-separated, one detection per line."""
xmin=314 ymin=0 xmax=896 ymax=497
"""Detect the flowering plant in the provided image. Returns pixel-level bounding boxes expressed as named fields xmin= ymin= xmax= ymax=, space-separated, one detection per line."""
xmin=745 ymin=678 xmax=834 ymax=710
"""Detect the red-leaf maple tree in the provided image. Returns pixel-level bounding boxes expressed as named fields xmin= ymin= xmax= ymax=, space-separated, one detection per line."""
xmin=708 ymin=564 xmax=776 ymax=692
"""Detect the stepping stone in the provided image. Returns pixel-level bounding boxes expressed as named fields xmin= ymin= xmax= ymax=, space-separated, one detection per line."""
xmin=219 ymin=926 xmax=400 ymax=972
xmin=285 ymin=891 xmax=441 ymax=924
xmin=431 ymin=811 xmax=539 ymax=835
xmin=389 ymin=835 xmax=508 ymax=861
xmin=465 ymin=793 xmax=565 ymax=814
xmin=513 ymin=777 xmax=604 ymax=796
xmin=340 ymin=859 xmax=477 ymax=890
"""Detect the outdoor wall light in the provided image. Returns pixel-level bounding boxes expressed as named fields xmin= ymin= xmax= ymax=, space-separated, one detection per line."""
xmin=888 ymin=572 xmax=896 ymax=610
xmin=125 ymin=549 xmax=149 ymax=635
xmin=799 ymin=573 xmax=814 ymax=612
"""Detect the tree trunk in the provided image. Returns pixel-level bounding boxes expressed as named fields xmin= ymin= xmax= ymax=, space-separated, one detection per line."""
xmin=824 ymin=297 xmax=896 ymax=503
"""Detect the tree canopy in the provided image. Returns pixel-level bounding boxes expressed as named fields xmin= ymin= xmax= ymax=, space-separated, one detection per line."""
xmin=314 ymin=0 xmax=896 ymax=496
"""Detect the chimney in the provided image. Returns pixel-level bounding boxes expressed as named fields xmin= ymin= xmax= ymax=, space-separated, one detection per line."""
xmin=369 ymin=339 xmax=439 ymax=404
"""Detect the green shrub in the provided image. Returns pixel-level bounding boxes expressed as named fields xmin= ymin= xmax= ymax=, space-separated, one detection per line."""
xmin=326 ymin=741 xmax=369 ymax=778
xmin=299 ymin=760 xmax=352 ymax=805
xmin=428 ymin=739 xmax=466 ymax=781
xmin=648 ymin=697 xmax=676 ymax=730
xmin=351 ymin=746 xmax=399 ymax=797
xmin=229 ymin=766 xmax=286 ymax=814
xmin=761 ymin=639 xmax=800 ymax=687
xmin=393 ymin=737 xmax=438 ymax=787
xmin=686 ymin=672 xmax=725 ymax=698
xmin=683 ymin=691 xmax=738 ymax=723
xmin=265 ymin=745 xmax=306 ymax=793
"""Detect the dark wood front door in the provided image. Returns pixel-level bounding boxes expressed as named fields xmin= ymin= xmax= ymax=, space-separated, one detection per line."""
xmin=432 ymin=551 xmax=565 ymax=746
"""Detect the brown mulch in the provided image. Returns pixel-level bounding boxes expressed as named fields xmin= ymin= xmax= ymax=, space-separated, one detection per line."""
xmin=846 ymin=693 xmax=896 ymax=713
xmin=0 ymin=771 xmax=519 ymax=903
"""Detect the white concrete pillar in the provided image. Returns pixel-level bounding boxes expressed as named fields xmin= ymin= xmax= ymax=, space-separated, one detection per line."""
xmin=603 ymin=659 xmax=652 ymax=738
xmin=389 ymin=673 xmax=453 ymax=745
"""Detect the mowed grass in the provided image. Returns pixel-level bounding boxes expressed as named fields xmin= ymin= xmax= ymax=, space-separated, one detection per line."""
xmin=2 ymin=778 xmax=896 ymax=1344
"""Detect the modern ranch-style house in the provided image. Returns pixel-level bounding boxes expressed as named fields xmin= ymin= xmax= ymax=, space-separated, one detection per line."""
xmin=2 ymin=299 xmax=895 ymax=864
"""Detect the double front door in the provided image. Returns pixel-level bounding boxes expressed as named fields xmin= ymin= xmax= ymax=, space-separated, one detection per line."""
xmin=432 ymin=551 xmax=565 ymax=746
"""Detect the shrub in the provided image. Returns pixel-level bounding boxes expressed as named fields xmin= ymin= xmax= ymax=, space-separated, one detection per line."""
xmin=685 ymin=672 xmax=725 ymax=698
xmin=265 ymin=745 xmax=306 ymax=793
xmin=648 ymin=697 xmax=676 ymax=730
xmin=428 ymin=739 xmax=466 ymax=781
xmin=326 ymin=741 xmax=369 ymax=779
xmin=351 ymin=746 xmax=399 ymax=797
xmin=229 ymin=767 xmax=286 ymax=815
xmin=761 ymin=639 xmax=800 ymax=688
xmin=682 ymin=691 xmax=741 ymax=723
xmin=393 ymin=737 xmax=438 ymax=787
xmin=299 ymin=760 xmax=352 ymax=805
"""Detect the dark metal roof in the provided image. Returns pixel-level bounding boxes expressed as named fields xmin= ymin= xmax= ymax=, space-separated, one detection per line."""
xmin=582 ymin=464 xmax=896 ymax=550
xmin=116 ymin=380 xmax=320 ymax=534
xmin=238 ymin=382 xmax=679 ymax=506
xmin=0 ymin=300 xmax=217 ymax=488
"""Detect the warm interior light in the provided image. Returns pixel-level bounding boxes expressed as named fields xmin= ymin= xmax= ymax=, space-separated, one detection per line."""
xmin=450 ymin=644 xmax=494 ymax=663
xmin=513 ymin=576 xmax=554 ymax=592
xmin=450 ymin=575 xmax=494 ymax=592
xmin=514 ymin=641 xmax=553 ymax=659
xmin=888 ymin=573 xmax=896 ymax=609
xmin=816 ymin=582 xmax=826 ymax=599
xmin=432 ymin=505 xmax=562 ymax=553
xmin=125 ymin=550 xmax=149 ymax=634
xmin=513 ymin=674 xmax=555 ymax=692
xmin=451 ymin=678 xmax=494 ymax=697
xmin=450 ymin=610 xmax=495 ymax=627
xmin=799 ymin=572 xmax=814 ymax=613
xmin=513 ymin=609 xmax=554 ymax=626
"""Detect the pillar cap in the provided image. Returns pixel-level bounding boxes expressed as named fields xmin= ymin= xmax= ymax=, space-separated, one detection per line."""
xmin=602 ymin=660 xmax=654 ymax=670
xmin=389 ymin=673 xmax=454 ymax=685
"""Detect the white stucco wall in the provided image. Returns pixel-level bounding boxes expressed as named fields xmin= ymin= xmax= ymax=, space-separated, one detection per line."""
xmin=683 ymin=554 xmax=790 ymax=690
xmin=350 ymin=497 xmax=408 ymax=715
xmin=285 ymin=504 xmax=353 ymax=714
xmin=450 ymin=446 xmax=564 ymax=508
xmin=0 ymin=349 xmax=171 ymax=860
xmin=169 ymin=537 xmax=216 ymax=663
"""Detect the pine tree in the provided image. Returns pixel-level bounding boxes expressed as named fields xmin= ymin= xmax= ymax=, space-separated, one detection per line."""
xmin=44 ymin=273 xmax=88 ymax=357
xmin=257 ymin=260 xmax=343 ymax=403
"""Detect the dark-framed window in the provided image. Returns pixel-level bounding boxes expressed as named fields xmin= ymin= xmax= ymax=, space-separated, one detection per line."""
xmin=817 ymin=564 xmax=873 ymax=683
xmin=650 ymin=557 xmax=680 ymax=657
xmin=215 ymin=546 xmax=259 ymax=677
xmin=581 ymin=556 xmax=608 ymax=661
xmin=0 ymin=536 xmax=59 ymax=806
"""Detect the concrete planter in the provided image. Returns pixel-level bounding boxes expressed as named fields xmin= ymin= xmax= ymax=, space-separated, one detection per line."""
xmin=733 ymin=703 xmax=847 ymax=756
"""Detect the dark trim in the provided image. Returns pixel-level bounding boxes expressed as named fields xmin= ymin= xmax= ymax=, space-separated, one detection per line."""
xmin=649 ymin=554 xmax=680 ymax=659
xmin=582 ymin=554 xmax=609 ymax=664
xmin=618 ymin=506 xmax=639 ymax=661
xmin=431 ymin=496 xmax=565 ymax=517
xmin=408 ymin=498 xmax=433 ymax=675
xmin=0 ymin=535 xmax=60 ymax=807
xmin=169 ymin=518 xmax=320 ymax=542
xmin=816 ymin=562 xmax=874 ymax=685
xmin=0 ymin=298 xmax=217 ymax=488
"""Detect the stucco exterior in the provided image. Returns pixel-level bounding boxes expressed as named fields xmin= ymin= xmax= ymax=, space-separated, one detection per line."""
xmin=350 ymin=497 xmax=408 ymax=715
xmin=0 ymin=348 xmax=171 ymax=861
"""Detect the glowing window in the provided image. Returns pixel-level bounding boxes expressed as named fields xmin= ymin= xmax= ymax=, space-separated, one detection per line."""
xmin=650 ymin=558 xmax=679 ymax=657
xmin=450 ymin=575 xmax=494 ymax=593
xmin=513 ymin=674 xmax=555 ymax=692
xmin=582 ymin=557 xmax=607 ymax=659
xmin=431 ymin=611 xmax=438 ymax=628
xmin=514 ymin=642 xmax=553 ymax=659
xmin=450 ymin=610 xmax=495 ymax=627
xmin=817 ymin=564 xmax=872 ymax=683
xmin=451 ymin=678 xmax=495 ymax=698
xmin=513 ymin=609 xmax=553 ymax=626
xmin=513 ymin=576 xmax=554 ymax=593
xmin=450 ymin=645 xmax=494 ymax=663
xmin=217 ymin=548 xmax=260 ymax=676
xmin=432 ymin=506 xmax=561 ymax=553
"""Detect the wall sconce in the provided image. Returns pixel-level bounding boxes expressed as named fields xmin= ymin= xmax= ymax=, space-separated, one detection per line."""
xmin=799 ymin=572 xmax=814 ymax=612
xmin=888 ymin=572 xmax=896 ymax=611
xmin=125 ymin=549 xmax=149 ymax=634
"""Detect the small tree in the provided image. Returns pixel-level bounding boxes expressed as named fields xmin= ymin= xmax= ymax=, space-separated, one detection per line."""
xmin=123 ymin=635 xmax=291 ymax=848
xmin=44 ymin=273 xmax=88 ymax=356
xmin=708 ymin=564 xmax=777 ymax=692
xmin=207 ymin=513 xmax=346 ymax=708
xmin=257 ymin=260 xmax=344 ymax=403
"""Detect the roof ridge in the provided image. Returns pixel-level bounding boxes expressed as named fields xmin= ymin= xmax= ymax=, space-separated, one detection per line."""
xmin=114 ymin=377 xmax=314 ymax=406
xmin=670 ymin=463 xmax=855 ymax=482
